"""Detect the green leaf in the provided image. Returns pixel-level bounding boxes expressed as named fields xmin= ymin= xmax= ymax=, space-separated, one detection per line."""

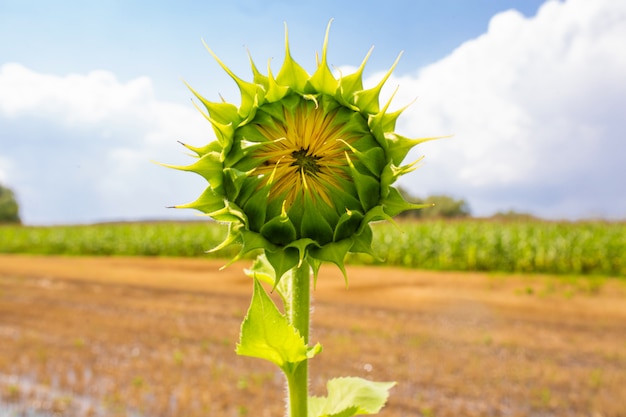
xmin=308 ymin=377 xmax=396 ymax=417
xmin=307 ymin=342 xmax=323 ymax=359
xmin=245 ymin=254 xmax=294 ymax=307
xmin=244 ymin=254 xmax=277 ymax=287
xmin=236 ymin=279 xmax=309 ymax=369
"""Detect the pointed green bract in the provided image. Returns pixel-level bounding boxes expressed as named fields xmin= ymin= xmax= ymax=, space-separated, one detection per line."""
xmin=308 ymin=377 xmax=396 ymax=417
xmin=169 ymin=22 xmax=431 ymax=283
xmin=309 ymin=21 xmax=339 ymax=96
xmin=336 ymin=46 xmax=372 ymax=107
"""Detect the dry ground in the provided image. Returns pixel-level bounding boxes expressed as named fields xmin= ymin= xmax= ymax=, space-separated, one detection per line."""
xmin=0 ymin=255 xmax=625 ymax=417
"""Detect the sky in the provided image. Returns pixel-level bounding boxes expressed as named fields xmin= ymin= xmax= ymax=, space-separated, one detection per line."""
xmin=1 ymin=0 xmax=625 ymax=225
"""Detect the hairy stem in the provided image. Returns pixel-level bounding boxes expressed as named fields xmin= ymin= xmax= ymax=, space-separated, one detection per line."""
xmin=285 ymin=261 xmax=311 ymax=417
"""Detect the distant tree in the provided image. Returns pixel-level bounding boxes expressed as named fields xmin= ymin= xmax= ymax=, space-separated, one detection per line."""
xmin=421 ymin=194 xmax=471 ymax=218
xmin=397 ymin=188 xmax=471 ymax=219
xmin=0 ymin=184 xmax=21 ymax=224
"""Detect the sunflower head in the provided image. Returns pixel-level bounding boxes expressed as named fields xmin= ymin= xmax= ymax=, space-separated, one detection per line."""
xmin=169 ymin=22 xmax=432 ymax=282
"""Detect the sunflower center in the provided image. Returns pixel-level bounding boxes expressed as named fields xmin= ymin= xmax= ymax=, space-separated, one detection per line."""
xmin=290 ymin=147 xmax=322 ymax=176
xmin=240 ymin=95 xmax=362 ymax=213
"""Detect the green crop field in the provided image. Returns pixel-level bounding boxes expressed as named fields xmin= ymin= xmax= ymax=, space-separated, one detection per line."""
xmin=1 ymin=219 xmax=624 ymax=276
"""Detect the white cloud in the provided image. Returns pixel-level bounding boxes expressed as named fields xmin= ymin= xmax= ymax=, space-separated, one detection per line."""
xmin=2 ymin=0 xmax=626 ymax=223
xmin=378 ymin=0 xmax=626 ymax=219
xmin=0 ymin=63 xmax=211 ymax=224
xmin=1 ymin=64 xmax=148 ymax=126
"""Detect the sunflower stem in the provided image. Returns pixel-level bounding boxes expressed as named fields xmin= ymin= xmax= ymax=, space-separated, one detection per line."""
xmin=285 ymin=261 xmax=311 ymax=417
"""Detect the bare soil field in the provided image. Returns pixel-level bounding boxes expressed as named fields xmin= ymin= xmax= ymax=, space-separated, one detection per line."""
xmin=0 ymin=255 xmax=625 ymax=417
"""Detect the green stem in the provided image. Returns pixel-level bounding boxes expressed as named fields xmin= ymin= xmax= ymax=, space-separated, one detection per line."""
xmin=285 ymin=261 xmax=311 ymax=417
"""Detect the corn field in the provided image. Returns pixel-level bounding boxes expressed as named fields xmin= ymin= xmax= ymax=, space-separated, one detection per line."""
xmin=1 ymin=220 xmax=624 ymax=276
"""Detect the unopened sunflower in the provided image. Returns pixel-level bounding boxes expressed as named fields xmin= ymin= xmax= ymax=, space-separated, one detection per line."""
xmin=169 ymin=23 xmax=433 ymax=282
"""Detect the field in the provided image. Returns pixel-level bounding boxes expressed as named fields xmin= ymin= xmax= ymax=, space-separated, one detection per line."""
xmin=1 ymin=219 xmax=625 ymax=276
xmin=1 ymin=255 xmax=625 ymax=417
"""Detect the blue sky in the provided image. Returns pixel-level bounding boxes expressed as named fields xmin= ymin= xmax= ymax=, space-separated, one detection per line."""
xmin=1 ymin=0 xmax=625 ymax=224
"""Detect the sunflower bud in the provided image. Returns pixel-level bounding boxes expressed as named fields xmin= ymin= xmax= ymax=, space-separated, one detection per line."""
xmin=169 ymin=22 xmax=433 ymax=282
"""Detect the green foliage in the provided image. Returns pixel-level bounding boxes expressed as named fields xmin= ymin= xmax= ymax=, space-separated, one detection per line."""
xmin=0 ymin=184 xmax=21 ymax=224
xmin=357 ymin=220 xmax=626 ymax=276
xmin=236 ymin=279 xmax=320 ymax=371
xmin=0 ymin=222 xmax=240 ymax=258
xmin=421 ymin=194 xmax=471 ymax=218
xmin=239 ymin=265 xmax=390 ymax=417
xmin=0 ymin=220 xmax=624 ymax=276
xmin=309 ymin=378 xmax=395 ymax=417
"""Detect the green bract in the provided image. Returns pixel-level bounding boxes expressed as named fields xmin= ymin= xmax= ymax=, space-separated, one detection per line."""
xmin=170 ymin=23 xmax=431 ymax=282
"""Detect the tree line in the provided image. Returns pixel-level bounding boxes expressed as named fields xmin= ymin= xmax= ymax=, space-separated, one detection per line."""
xmin=0 ymin=184 xmax=21 ymax=224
